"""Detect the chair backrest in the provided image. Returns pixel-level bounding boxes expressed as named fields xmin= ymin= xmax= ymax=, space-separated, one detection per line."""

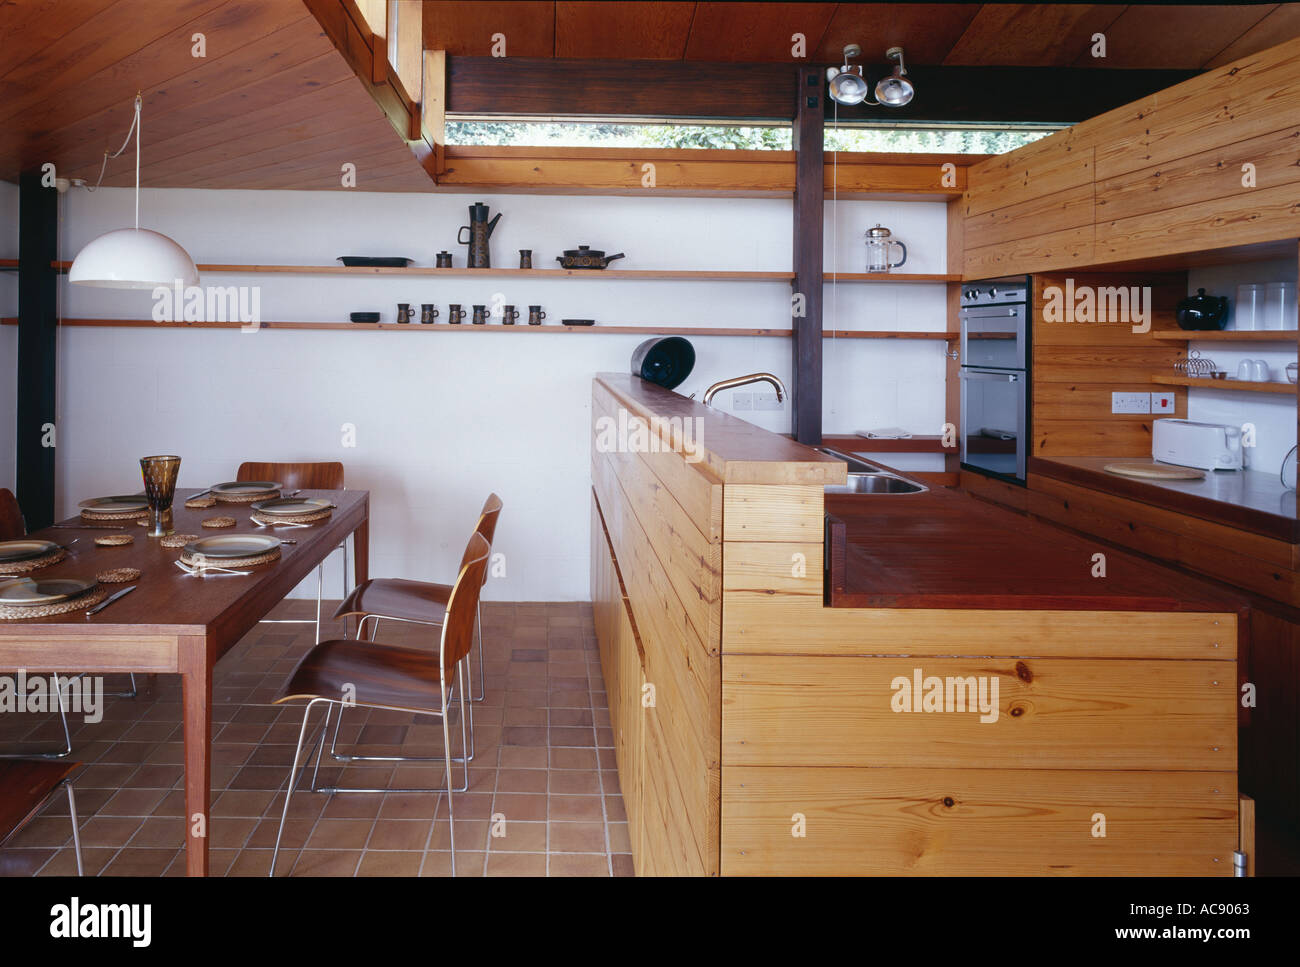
xmin=466 ymin=493 xmax=502 ymax=588
xmin=237 ymin=461 xmax=344 ymax=491
xmin=439 ymin=532 xmax=491 ymax=687
xmin=0 ymin=489 xmax=24 ymax=540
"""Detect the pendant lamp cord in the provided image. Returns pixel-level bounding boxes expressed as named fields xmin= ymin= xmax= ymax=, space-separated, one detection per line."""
xmin=85 ymin=94 xmax=143 ymax=231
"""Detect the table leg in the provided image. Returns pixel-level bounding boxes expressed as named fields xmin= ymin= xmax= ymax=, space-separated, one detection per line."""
xmin=352 ymin=509 xmax=370 ymax=637
xmin=179 ymin=635 xmax=212 ymax=877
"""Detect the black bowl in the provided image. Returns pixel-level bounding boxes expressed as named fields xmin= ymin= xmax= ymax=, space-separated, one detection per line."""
xmin=631 ymin=337 xmax=696 ymax=390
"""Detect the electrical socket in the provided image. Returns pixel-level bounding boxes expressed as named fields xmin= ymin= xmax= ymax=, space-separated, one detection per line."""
xmin=1111 ymin=391 xmax=1150 ymax=414
xmin=752 ymin=391 xmax=784 ymax=411
xmin=1150 ymin=391 xmax=1176 ymax=414
xmin=732 ymin=392 xmax=754 ymax=411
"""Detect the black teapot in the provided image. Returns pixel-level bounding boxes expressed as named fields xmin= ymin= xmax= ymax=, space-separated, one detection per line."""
xmin=1176 ymin=288 xmax=1229 ymax=330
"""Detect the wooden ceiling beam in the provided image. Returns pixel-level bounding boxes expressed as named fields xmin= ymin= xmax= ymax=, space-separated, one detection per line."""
xmin=447 ymin=56 xmax=800 ymax=120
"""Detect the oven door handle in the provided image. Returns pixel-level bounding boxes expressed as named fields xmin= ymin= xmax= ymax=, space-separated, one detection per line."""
xmin=959 ymin=370 xmax=1020 ymax=382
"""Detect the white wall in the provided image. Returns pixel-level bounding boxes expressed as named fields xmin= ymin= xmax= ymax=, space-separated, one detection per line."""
xmin=1187 ymin=259 xmax=1298 ymax=475
xmin=53 ymin=187 xmax=949 ymax=598
xmin=0 ymin=180 xmax=17 ymax=494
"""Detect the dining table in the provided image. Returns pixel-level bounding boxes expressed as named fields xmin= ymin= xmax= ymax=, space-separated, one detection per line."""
xmin=0 ymin=487 xmax=369 ymax=876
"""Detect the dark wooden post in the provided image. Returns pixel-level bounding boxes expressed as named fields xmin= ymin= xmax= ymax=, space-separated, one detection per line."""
xmin=791 ymin=66 xmax=824 ymax=444
xmin=16 ymin=170 xmax=58 ymax=530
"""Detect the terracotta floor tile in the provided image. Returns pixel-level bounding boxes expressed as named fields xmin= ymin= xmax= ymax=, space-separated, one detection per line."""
xmin=358 ymin=851 xmax=423 ymax=876
xmin=487 ymin=820 xmax=547 ymax=853
xmin=550 ymin=796 xmax=605 ymax=822
xmin=292 ymin=849 xmax=362 ymax=877
xmin=548 ymin=852 xmax=610 ymax=876
xmin=367 ymin=820 xmax=432 ymax=852
xmin=549 ymin=771 xmax=602 ymax=795
xmin=305 ymin=819 xmax=375 ymax=851
xmin=420 ymin=851 xmax=485 ymax=877
xmin=496 ymin=768 xmax=549 ymax=794
xmin=548 ymin=821 xmax=607 ymax=853
xmin=485 ymin=851 xmax=547 ymax=876
xmin=103 ymin=848 xmax=180 ymax=877
xmin=492 ymin=793 xmax=547 ymax=822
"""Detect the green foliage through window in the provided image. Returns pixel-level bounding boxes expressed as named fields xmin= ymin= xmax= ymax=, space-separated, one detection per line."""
xmin=445 ymin=120 xmax=1055 ymax=154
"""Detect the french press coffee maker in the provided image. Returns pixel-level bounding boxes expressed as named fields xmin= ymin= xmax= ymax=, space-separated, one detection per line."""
xmin=864 ymin=223 xmax=907 ymax=272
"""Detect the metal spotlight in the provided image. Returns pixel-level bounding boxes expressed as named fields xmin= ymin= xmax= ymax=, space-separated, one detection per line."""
xmin=826 ymin=44 xmax=869 ymax=105
xmin=874 ymin=47 xmax=914 ymax=107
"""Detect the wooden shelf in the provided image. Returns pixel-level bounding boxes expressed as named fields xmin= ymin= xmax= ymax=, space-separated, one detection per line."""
xmin=0 ymin=258 xmax=16 ymax=271
xmin=49 ymin=261 xmax=795 ymax=282
xmin=825 ymin=273 xmax=961 ymax=283
xmin=2 ymin=318 xmax=961 ymax=340
xmin=1152 ymin=375 xmax=1297 ymax=394
xmin=826 ymin=330 xmax=957 ymax=339
xmin=817 ymin=434 xmax=952 ymax=453
xmin=1152 ymin=329 xmax=1299 ymax=342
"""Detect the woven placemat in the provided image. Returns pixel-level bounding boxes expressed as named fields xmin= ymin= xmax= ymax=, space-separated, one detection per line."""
xmin=213 ymin=490 xmax=280 ymax=505
xmin=81 ymin=508 xmax=149 ymax=522
xmin=180 ymin=547 xmax=281 ymax=570
xmin=251 ymin=507 xmax=332 ymax=526
xmin=97 ymin=567 xmax=140 ymax=584
xmin=94 ymin=534 xmax=134 ymax=547
xmin=0 ymin=585 xmax=109 ymax=620
xmin=160 ymin=533 xmax=200 ymax=549
xmin=184 ymin=496 xmax=217 ymax=509
xmin=0 ymin=548 xmax=68 ymax=576
xmin=201 ymin=516 xmax=237 ymax=529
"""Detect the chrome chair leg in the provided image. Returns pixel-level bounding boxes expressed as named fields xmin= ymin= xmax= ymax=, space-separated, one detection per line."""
xmin=271 ymin=697 xmax=326 ymax=877
xmin=1 ymin=673 xmax=75 ymax=759
xmin=442 ymin=684 xmax=456 ymax=878
xmin=471 ymin=602 xmax=485 ymax=702
xmin=65 ymin=781 xmax=83 ymax=877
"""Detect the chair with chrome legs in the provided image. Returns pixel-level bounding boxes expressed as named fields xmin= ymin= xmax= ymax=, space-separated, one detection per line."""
xmin=329 ymin=494 xmax=501 ymax=764
xmin=237 ymin=462 xmax=347 ymax=644
xmin=0 ymin=759 xmax=85 ymax=875
xmin=269 ymin=533 xmax=490 ymax=877
xmin=0 ymin=489 xmax=134 ymax=760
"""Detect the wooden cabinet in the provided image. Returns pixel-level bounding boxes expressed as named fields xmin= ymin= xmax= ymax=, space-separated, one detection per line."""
xmin=962 ymin=35 xmax=1300 ymax=276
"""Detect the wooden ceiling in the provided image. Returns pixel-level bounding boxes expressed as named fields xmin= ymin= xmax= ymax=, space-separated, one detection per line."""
xmin=0 ymin=0 xmax=430 ymax=190
xmin=423 ymin=2 xmax=1300 ymax=69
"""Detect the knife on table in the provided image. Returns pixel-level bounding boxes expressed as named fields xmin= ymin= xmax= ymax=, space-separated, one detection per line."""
xmin=86 ymin=586 xmax=136 ymax=617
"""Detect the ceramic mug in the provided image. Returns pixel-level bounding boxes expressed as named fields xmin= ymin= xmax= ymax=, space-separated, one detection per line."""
xmin=1237 ymin=359 xmax=1255 ymax=381
xmin=528 ymin=305 xmax=546 ymax=326
xmin=472 ymin=304 xmax=488 ymax=325
xmin=503 ymin=305 xmax=520 ymax=325
xmin=396 ymin=302 xmax=413 ymax=324
xmin=448 ymin=303 xmax=465 ymax=324
xmin=420 ymin=303 xmax=439 ymax=324
xmin=1252 ymin=359 xmax=1270 ymax=382
xmin=519 ymin=249 xmax=533 ymax=269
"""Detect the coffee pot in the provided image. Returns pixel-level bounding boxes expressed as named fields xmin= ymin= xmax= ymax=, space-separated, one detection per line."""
xmin=864 ymin=223 xmax=907 ymax=272
xmin=457 ymin=202 xmax=502 ymax=268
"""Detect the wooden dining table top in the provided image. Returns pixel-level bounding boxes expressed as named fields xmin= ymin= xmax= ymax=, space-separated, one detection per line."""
xmin=0 ymin=488 xmax=368 ymax=640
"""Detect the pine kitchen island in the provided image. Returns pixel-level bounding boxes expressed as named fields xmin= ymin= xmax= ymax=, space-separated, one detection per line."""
xmin=589 ymin=374 xmax=1249 ymax=875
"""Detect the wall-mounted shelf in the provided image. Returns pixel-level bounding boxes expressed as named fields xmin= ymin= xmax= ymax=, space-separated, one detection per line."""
xmin=826 ymin=273 xmax=961 ymax=283
xmin=1152 ymin=375 xmax=1297 ymax=394
xmin=49 ymin=261 xmax=795 ymax=282
xmin=816 ymin=434 xmax=951 ymax=453
xmin=2 ymin=318 xmax=962 ymax=340
xmin=0 ymin=258 xmax=17 ymax=271
xmin=1152 ymin=330 xmax=1299 ymax=342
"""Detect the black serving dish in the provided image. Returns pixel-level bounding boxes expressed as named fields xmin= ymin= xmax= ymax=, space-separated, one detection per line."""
xmin=337 ymin=256 xmax=414 ymax=268
xmin=561 ymin=319 xmax=596 ymax=326
xmin=350 ymin=312 xmax=380 ymax=323
xmin=1176 ymin=288 xmax=1229 ymax=330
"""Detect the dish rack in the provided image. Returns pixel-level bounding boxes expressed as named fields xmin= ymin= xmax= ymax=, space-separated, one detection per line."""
xmin=1174 ymin=349 xmax=1220 ymax=378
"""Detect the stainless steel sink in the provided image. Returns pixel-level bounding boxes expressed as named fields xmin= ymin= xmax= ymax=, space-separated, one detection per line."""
xmin=827 ymin=473 xmax=927 ymax=495
xmin=815 ymin=446 xmax=929 ymax=495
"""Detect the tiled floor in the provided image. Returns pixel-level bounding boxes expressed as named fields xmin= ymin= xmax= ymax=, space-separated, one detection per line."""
xmin=0 ymin=601 xmax=633 ymax=877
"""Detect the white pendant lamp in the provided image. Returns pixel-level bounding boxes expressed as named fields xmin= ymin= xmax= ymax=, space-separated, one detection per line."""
xmin=69 ymin=95 xmax=199 ymax=289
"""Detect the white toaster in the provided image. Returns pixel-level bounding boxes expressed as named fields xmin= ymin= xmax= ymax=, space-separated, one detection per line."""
xmin=1152 ymin=418 xmax=1243 ymax=471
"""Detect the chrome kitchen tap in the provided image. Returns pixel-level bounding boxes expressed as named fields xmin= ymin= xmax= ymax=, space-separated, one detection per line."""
xmin=699 ymin=373 xmax=787 ymax=406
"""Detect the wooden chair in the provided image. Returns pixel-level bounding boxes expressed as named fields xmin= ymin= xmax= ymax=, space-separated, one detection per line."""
xmin=237 ymin=462 xmax=347 ymax=644
xmin=0 ymin=488 xmax=24 ymax=540
xmin=269 ymin=533 xmax=490 ymax=877
xmin=0 ymin=490 xmax=127 ymax=759
xmin=0 ymin=760 xmax=84 ymax=875
xmin=329 ymin=494 xmax=502 ymax=762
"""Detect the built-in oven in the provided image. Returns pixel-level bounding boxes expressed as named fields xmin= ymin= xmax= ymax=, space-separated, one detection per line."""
xmin=960 ymin=368 xmax=1027 ymax=482
xmin=960 ymin=276 xmax=1031 ymax=484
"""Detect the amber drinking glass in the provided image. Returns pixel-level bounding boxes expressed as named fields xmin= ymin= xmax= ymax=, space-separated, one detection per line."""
xmin=140 ymin=455 xmax=181 ymax=536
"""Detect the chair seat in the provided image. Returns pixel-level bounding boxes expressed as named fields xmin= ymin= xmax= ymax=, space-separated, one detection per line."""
xmin=333 ymin=577 xmax=451 ymax=626
xmin=0 ymin=759 xmax=79 ymax=844
xmin=275 ymin=639 xmax=447 ymax=713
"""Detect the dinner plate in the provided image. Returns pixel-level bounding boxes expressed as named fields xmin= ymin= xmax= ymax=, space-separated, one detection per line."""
xmin=182 ymin=534 xmax=281 ymax=559
xmin=0 ymin=539 xmax=62 ymax=563
xmin=0 ymin=576 xmax=97 ymax=606
xmin=78 ymin=495 xmax=149 ymax=513
xmin=249 ymin=497 xmax=332 ymax=516
xmin=209 ymin=481 xmax=282 ymax=496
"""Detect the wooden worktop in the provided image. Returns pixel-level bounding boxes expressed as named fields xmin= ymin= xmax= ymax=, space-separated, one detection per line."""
xmin=594 ymin=374 xmax=845 ymax=486
xmin=1031 ymin=456 xmax=1299 ymax=543
xmin=826 ymin=486 xmax=1245 ymax=613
